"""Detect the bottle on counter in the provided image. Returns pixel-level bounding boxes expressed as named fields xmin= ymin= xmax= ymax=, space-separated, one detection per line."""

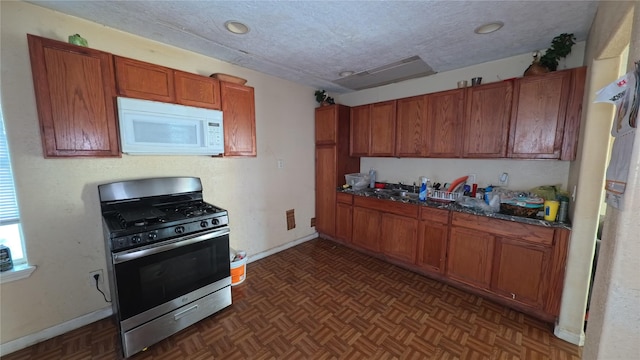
xmin=419 ymin=176 xmax=427 ymax=201
xmin=369 ymin=168 xmax=376 ymax=188
xmin=484 ymin=186 xmax=493 ymax=205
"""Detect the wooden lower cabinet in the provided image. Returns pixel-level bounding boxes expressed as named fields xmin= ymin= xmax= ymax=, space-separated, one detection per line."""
xmin=335 ymin=193 xmax=353 ymax=242
xmin=447 ymin=226 xmax=495 ymax=289
xmin=380 ymin=213 xmax=418 ymax=264
xmin=352 ymin=206 xmax=381 ymax=252
xmin=416 ymin=207 xmax=449 ymax=273
xmin=492 ymin=237 xmax=551 ymax=308
xmin=346 ymin=200 xmax=569 ymax=321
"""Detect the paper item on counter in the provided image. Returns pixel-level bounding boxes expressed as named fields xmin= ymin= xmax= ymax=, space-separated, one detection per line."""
xmin=594 ymin=66 xmax=640 ymax=209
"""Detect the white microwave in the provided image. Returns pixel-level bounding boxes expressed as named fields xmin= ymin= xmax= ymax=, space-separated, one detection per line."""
xmin=117 ymin=97 xmax=224 ymax=155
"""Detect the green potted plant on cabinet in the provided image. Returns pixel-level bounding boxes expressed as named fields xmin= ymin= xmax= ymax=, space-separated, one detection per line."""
xmin=524 ymin=33 xmax=576 ymax=76
xmin=314 ymin=90 xmax=335 ymax=106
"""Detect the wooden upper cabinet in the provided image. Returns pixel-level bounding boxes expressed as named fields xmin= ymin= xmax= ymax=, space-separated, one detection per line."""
xmin=561 ymin=67 xmax=587 ymax=161
xmin=221 ymin=81 xmax=256 ymax=156
xmin=350 ymin=100 xmax=396 ymax=156
xmin=425 ymin=88 xmax=465 ymax=158
xmin=114 ymin=56 xmax=175 ymax=103
xmin=370 ymin=101 xmax=396 ymax=156
xmin=508 ymin=70 xmax=571 ymax=159
xmin=350 ymin=104 xmax=371 ymax=156
xmin=174 ymin=70 xmax=221 ymax=110
xmin=315 ymin=105 xmax=339 ymax=145
xmin=27 ymin=34 xmax=120 ymax=158
xmin=396 ymin=95 xmax=427 ymax=157
xmin=463 ymin=81 xmax=513 ymax=158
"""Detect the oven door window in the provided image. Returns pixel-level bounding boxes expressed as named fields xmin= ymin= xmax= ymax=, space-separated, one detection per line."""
xmin=114 ymin=234 xmax=230 ymax=320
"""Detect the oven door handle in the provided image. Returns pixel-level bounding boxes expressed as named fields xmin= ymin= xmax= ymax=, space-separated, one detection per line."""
xmin=112 ymin=227 xmax=229 ymax=264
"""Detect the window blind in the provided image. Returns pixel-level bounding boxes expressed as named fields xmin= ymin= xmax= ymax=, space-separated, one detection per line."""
xmin=0 ymin=115 xmax=20 ymax=226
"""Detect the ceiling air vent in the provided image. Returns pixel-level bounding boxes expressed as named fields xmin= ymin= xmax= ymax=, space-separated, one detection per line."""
xmin=333 ymin=56 xmax=436 ymax=91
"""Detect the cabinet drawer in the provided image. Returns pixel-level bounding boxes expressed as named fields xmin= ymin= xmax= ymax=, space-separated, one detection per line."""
xmin=337 ymin=192 xmax=353 ymax=204
xmin=353 ymin=196 xmax=418 ymax=218
xmin=451 ymin=212 xmax=554 ymax=245
xmin=420 ymin=207 xmax=449 ymax=224
xmin=452 ymin=212 xmax=554 ymax=245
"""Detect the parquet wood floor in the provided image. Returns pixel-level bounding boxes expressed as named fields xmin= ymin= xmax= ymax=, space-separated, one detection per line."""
xmin=1 ymin=238 xmax=582 ymax=359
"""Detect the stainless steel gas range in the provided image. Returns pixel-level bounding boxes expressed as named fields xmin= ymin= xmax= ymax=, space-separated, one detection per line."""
xmin=98 ymin=177 xmax=232 ymax=358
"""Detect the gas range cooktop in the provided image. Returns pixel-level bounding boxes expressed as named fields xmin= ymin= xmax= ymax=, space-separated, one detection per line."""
xmin=102 ymin=200 xmax=228 ymax=252
xmin=99 ymin=177 xmax=230 ymax=252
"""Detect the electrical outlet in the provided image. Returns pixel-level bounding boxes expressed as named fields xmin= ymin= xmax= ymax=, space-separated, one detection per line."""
xmin=499 ymin=172 xmax=509 ymax=186
xmin=89 ymin=269 xmax=104 ymax=287
xmin=277 ymin=159 xmax=284 ymax=169
xmin=468 ymin=174 xmax=477 ymax=183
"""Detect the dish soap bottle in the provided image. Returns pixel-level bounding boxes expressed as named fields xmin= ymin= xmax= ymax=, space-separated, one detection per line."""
xmin=419 ymin=176 xmax=428 ymax=201
xmin=369 ymin=168 xmax=376 ymax=188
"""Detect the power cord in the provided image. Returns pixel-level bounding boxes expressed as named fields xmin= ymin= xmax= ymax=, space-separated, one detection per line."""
xmin=93 ymin=274 xmax=112 ymax=303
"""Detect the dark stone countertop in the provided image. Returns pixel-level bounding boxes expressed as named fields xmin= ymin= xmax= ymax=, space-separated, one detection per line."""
xmin=339 ymin=188 xmax=571 ymax=230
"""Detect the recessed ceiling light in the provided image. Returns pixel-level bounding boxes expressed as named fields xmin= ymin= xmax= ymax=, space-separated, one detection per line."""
xmin=224 ymin=21 xmax=249 ymax=35
xmin=339 ymin=71 xmax=355 ymax=77
xmin=474 ymin=21 xmax=504 ymax=34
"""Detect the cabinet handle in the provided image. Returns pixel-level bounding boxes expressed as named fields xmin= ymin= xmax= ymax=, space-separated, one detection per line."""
xmin=511 ymin=293 xmax=516 ymax=299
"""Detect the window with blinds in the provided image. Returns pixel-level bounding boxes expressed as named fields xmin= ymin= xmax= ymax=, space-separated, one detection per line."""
xmin=0 ymin=113 xmax=25 ymax=263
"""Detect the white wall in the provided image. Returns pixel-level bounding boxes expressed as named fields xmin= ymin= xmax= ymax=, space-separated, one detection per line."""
xmin=0 ymin=1 xmax=316 ymax=344
xmin=583 ymin=2 xmax=640 ymax=358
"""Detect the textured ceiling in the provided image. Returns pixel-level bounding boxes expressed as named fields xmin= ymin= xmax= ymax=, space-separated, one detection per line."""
xmin=28 ymin=0 xmax=599 ymax=93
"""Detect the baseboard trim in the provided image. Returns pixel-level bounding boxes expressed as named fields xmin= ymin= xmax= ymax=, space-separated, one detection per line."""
xmin=1 ymin=234 xmax=319 ymax=356
xmin=1 ymin=306 xmax=113 ymax=356
xmin=247 ymin=233 xmax=318 ymax=263
xmin=554 ymin=324 xmax=585 ymax=346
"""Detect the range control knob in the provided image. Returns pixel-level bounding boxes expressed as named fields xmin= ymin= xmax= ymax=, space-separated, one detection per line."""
xmin=212 ymin=218 xmax=220 ymax=225
xmin=200 ymin=220 xmax=209 ymax=228
xmin=148 ymin=232 xmax=158 ymax=240
xmin=175 ymin=226 xmax=185 ymax=234
xmin=131 ymin=235 xmax=142 ymax=244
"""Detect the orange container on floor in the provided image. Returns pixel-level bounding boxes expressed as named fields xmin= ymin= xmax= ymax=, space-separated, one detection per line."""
xmin=230 ymin=257 xmax=247 ymax=286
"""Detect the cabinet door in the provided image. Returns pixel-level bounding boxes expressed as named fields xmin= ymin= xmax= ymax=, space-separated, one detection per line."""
xmin=316 ymin=146 xmax=337 ymax=236
xmin=370 ymin=101 xmax=397 ymax=156
xmin=395 ymin=95 xmax=427 ymax=157
xmin=350 ymin=105 xmax=370 ymax=156
xmin=491 ymin=237 xmax=551 ymax=308
xmin=416 ymin=210 xmax=449 ymax=274
xmin=352 ymin=206 xmax=381 ymax=252
xmin=174 ymin=70 xmax=221 ymax=110
xmin=561 ymin=67 xmax=587 ymax=161
xmin=27 ymin=34 xmax=119 ymax=158
xmin=425 ymin=89 xmax=464 ymax=158
xmin=114 ymin=56 xmax=175 ymax=102
xmin=463 ymin=81 xmax=513 ymax=158
xmin=221 ymin=82 xmax=256 ymax=157
xmin=508 ymin=70 xmax=571 ymax=159
xmin=335 ymin=202 xmax=353 ymax=242
xmin=315 ymin=105 xmax=339 ymax=145
xmin=380 ymin=213 xmax=418 ymax=264
xmin=447 ymin=226 xmax=494 ymax=289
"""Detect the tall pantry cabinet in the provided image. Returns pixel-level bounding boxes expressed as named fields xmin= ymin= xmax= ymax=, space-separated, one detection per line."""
xmin=315 ymin=105 xmax=360 ymax=237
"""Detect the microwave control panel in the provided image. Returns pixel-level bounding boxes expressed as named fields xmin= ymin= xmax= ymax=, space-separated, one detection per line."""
xmin=207 ymin=122 xmax=223 ymax=148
